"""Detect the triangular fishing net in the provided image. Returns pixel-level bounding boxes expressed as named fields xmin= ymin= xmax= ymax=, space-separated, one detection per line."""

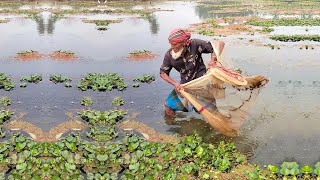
xmin=180 ymin=41 xmax=269 ymax=137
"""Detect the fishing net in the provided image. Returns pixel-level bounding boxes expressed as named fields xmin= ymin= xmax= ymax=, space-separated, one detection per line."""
xmin=180 ymin=41 xmax=269 ymax=137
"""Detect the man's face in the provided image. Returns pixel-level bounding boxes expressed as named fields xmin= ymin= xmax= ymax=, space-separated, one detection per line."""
xmin=170 ymin=41 xmax=184 ymax=53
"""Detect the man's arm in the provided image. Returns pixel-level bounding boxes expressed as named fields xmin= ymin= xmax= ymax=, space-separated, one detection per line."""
xmin=160 ymin=72 xmax=182 ymax=91
xmin=160 ymin=52 xmax=182 ymax=91
xmin=208 ymin=53 xmax=218 ymax=68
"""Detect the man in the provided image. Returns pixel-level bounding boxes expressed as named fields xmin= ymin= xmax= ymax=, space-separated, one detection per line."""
xmin=160 ymin=28 xmax=218 ymax=116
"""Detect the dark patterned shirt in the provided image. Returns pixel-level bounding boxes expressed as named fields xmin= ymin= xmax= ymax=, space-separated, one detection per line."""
xmin=160 ymin=39 xmax=214 ymax=84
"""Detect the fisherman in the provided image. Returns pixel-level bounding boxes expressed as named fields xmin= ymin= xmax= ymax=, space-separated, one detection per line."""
xmin=160 ymin=28 xmax=219 ymax=116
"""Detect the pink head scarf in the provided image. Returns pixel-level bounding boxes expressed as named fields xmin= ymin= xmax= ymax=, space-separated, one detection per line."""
xmin=168 ymin=28 xmax=191 ymax=46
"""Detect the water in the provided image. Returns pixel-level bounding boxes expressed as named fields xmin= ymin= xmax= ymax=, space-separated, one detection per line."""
xmin=1 ymin=0 xmax=320 ymax=165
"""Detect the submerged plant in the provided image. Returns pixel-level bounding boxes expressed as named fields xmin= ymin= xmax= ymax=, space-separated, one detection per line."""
xmin=300 ymin=45 xmax=314 ymax=50
xmin=0 ymin=97 xmax=11 ymax=106
xmin=132 ymin=83 xmax=140 ymax=88
xmin=81 ymin=97 xmax=93 ymax=106
xmin=64 ymin=82 xmax=72 ymax=88
xmin=96 ymin=27 xmax=108 ymax=31
xmin=20 ymin=83 xmax=27 ymax=88
xmin=265 ymin=44 xmax=280 ymax=50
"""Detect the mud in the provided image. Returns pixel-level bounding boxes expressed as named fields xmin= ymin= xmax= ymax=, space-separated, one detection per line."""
xmin=127 ymin=50 xmax=159 ymax=61
xmin=188 ymin=17 xmax=259 ymax=36
xmin=48 ymin=50 xmax=77 ymax=61
xmin=6 ymin=119 xmax=86 ymax=142
xmin=118 ymin=120 xmax=180 ymax=144
xmin=15 ymin=51 xmax=45 ymax=61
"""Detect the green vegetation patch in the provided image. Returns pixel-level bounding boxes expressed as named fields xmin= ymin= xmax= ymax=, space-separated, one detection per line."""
xmin=112 ymin=97 xmax=124 ymax=106
xmin=0 ymin=73 xmax=15 ymax=91
xmin=270 ymin=35 xmax=320 ymax=42
xmin=247 ymin=18 xmax=320 ymax=27
xmin=0 ymin=97 xmax=11 ymax=106
xmin=0 ymin=109 xmax=12 ymax=124
xmin=78 ymin=73 xmax=127 ymax=91
xmin=86 ymin=126 xmax=118 ymax=142
xmin=133 ymin=74 xmax=155 ymax=84
xmin=0 ymin=132 xmax=247 ymax=179
xmin=246 ymin=162 xmax=320 ymax=179
xmin=49 ymin=74 xmax=72 ymax=84
xmin=261 ymin=27 xmax=274 ymax=33
xmin=129 ymin=50 xmax=151 ymax=55
xmin=83 ymin=19 xmax=121 ymax=26
xmin=81 ymin=97 xmax=93 ymax=106
xmin=16 ymin=50 xmax=38 ymax=55
xmin=79 ymin=109 xmax=125 ymax=126
xmin=20 ymin=74 xmax=42 ymax=84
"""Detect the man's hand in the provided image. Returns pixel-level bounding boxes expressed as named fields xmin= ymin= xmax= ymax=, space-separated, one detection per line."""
xmin=208 ymin=56 xmax=217 ymax=68
xmin=174 ymin=82 xmax=182 ymax=92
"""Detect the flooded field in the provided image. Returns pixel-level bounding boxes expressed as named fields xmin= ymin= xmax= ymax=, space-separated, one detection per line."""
xmin=1 ymin=0 xmax=320 ymax=175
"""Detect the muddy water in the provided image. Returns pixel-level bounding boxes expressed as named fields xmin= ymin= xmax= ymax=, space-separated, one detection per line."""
xmin=1 ymin=1 xmax=320 ymax=165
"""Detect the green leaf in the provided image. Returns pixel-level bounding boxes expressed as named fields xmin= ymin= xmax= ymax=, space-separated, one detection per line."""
xmin=65 ymin=162 xmax=76 ymax=173
xmin=301 ymin=165 xmax=313 ymax=174
xmin=16 ymin=162 xmax=27 ymax=172
xmin=30 ymin=176 xmax=41 ymax=180
xmin=195 ymin=146 xmax=204 ymax=156
xmin=96 ymin=154 xmax=108 ymax=161
xmin=267 ymin=165 xmax=279 ymax=173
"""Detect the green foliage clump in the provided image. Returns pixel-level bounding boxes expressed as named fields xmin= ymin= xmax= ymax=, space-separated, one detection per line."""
xmin=129 ymin=50 xmax=151 ymax=55
xmin=0 ymin=73 xmax=15 ymax=91
xmin=112 ymin=97 xmax=124 ymax=106
xmin=78 ymin=73 xmax=127 ymax=91
xmin=49 ymin=74 xmax=72 ymax=84
xmin=20 ymin=74 xmax=42 ymax=84
xmin=261 ymin=27 xmax=274 ymax=33
xmin=270 ymin=35 xmax=320 ymax=42
xmin=0 ymin=97 xmax=11 ymax=106
xmin=81 ymin=97 xmax=93 ymax=106
xmin=79 ymin=109 xmax=125 ymax=126
xmin=133 ymin=75 xmax=155 ymax=84
xmin=247 ymin=18 xmax=320 ymax=27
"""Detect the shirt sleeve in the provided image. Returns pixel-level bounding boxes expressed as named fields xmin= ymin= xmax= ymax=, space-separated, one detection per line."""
xmin=160 ymin=52 xmax=172 ymax=75
xmin=194 ymin=39 xmax=215 ymax=54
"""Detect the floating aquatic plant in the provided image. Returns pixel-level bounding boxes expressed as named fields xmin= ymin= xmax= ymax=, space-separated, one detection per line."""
xmin=81 ymin=97 xmax=93 ymax=106
xmin=0 ymin=73 xmax=15 ymax=91
xmin=112 ymin=97 xmax=124 ymax=106
xmin=0 ymin=97 xmax=11 ymax=106
xmin=78 ymin=73 xmax=127 ymax=91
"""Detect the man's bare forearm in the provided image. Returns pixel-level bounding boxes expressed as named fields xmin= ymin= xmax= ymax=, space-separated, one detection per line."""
xmin=160 ymin=72 xmax=178 ymax=86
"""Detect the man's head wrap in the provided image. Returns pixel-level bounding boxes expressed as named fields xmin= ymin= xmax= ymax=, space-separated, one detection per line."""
xmin=168 ymin=28 xmax=191 ymax=46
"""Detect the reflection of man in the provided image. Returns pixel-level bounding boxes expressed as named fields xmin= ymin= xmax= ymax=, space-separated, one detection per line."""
xmin=160 ymin=28 xmax=218 ymax=116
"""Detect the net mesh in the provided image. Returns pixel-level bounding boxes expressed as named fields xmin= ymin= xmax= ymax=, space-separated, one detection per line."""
xmin=180 ymin=41 xmax=269 ymax=137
